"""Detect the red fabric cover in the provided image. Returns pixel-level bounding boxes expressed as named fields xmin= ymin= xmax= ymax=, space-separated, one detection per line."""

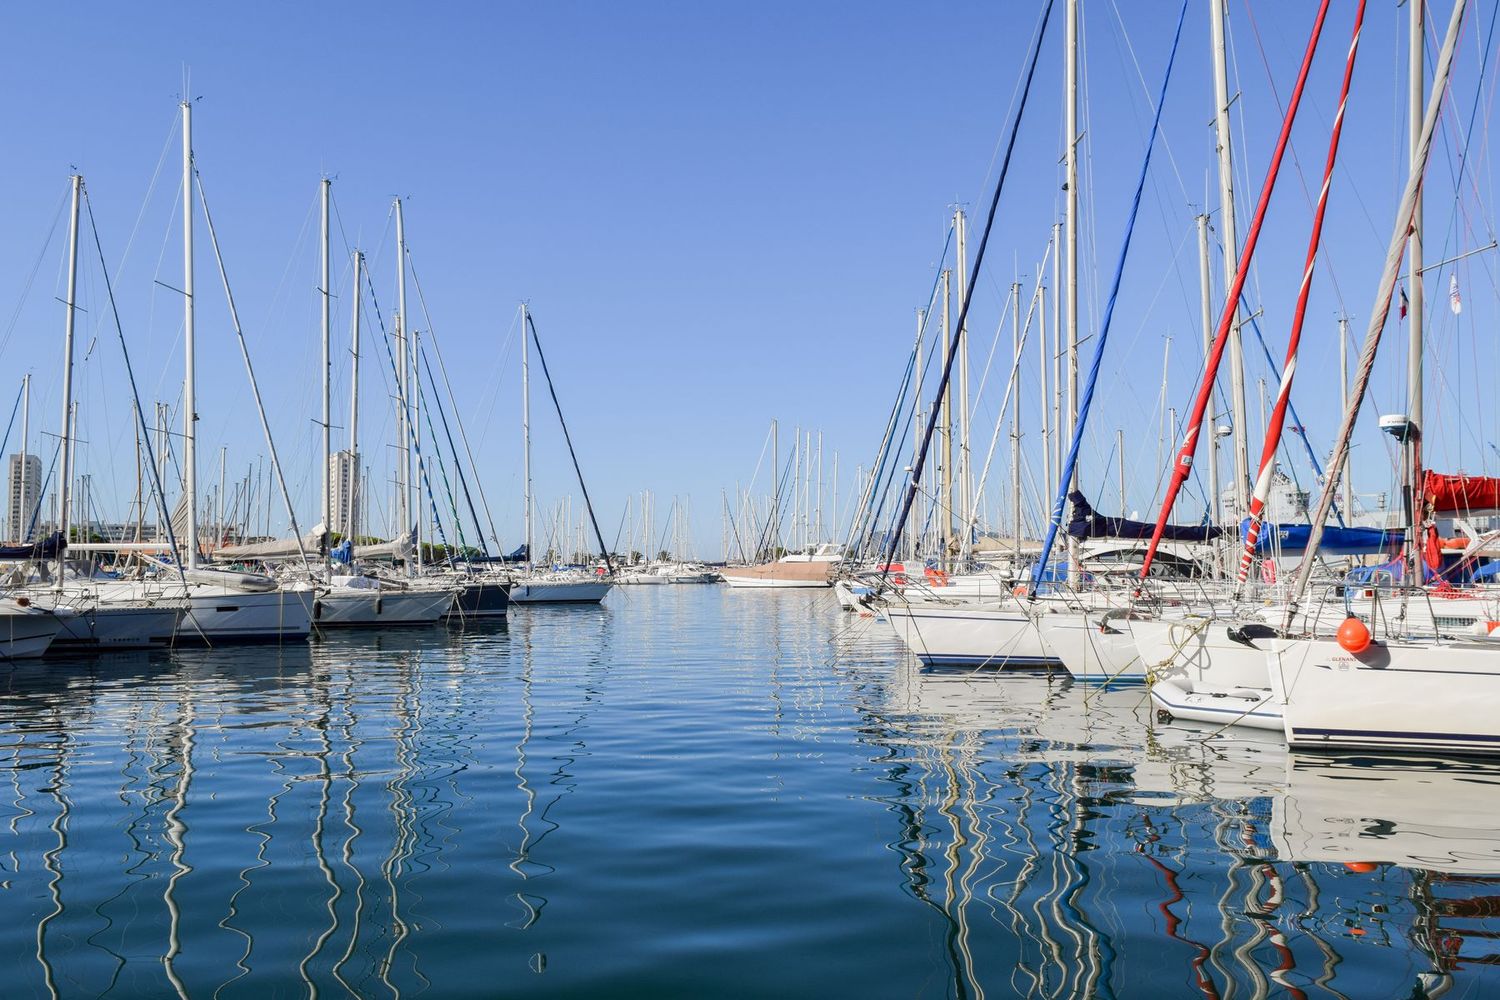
xmin=1424 ymin=471 xmax=1500 ymax=514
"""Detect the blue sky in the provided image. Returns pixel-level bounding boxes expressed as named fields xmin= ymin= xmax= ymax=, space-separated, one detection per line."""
xmin=1 ymin=1 xmax=1494 ymax=556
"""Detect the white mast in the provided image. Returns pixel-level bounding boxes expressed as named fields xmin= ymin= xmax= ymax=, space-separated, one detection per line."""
xmin=181 ymin=101 xmax=200 ymax=571
xmin=1050 ymin=221 xmax=1062 ymax=481
xmin=521 ymin=303 xmax=532 ymax=570
xmin=392 ymin=198 xmax=408 ymax=543
xmin=1338 ymin=314 xmax=1351 ymax=518
xmin=1010 ymin=281 xmax=1022 ymax=568
xmin=1210 ymin=0 xmax=1250 ymax=518
xmin=1065 ymin=0 xmax=1081 ymax=585
xmin=955 ymin=207 xmax=970 ymax=553
xmin=320 ymin=178 xmax=331 ymax=564
xmin=911 ymin=308 xmax=924 ymax=562
xmin=56 ymin=174 xmax=82 ymax=585
xmin=413 ymin=326 xmax=424 ymax=571
xmin=1407 ymin=0 xmax=1425 ymax=584
xmin=1038 ymin=275 xmax=1050 ymax=501
xmin=939 ymin=267 xmax=952 ymax=566
xmin=349 ymin=250 xmax=363 ymax=541
xmin=1196 ymin=213 xmax=1221 ymax=524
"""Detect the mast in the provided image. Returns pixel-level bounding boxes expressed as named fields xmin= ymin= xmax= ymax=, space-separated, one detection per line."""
xmin=1010 ymin=281 xmax=1022 ymax=569
xmin=320 ymin=178 xmax=331 ymax=563
xmin=1338 ymin=315 xmax=1351 ymax=518
xmin=522 ymin=303 xmax=532 ymax=570
xmin=1117 ymin=429 xmax=1126 ymax=511
xmin=393 ymin=198 xmax=408 ymax=544
xmin=181 ymin=101 xmax=199 ymax=571
xmin=955 ymin=207 xmax=971 ymax=554
xmin=1196 ymin=213 xmax=1221 ymax=524
xmin=1039 ymin=276 xmax=1051 ymax=501
xmin=1406 ymin=0 xmax=1425 ymax=585
xmin=939 ymin=267 xmax=952 ymax=566
xmin=1210 ymin=0 xmax=1251 ymax=518
xmin=1285 ymin=0 xmax=1465 ymax=620
xmin=349 ymin=250 xmax=364 ymax=542
xmin=1050 ymin=221 xmax=1063 ymax=481
xmin=911 ymin=308 xmax=925 ymax=562
xmin=56 ymin=174 xmax=82 ymax=586
xmin=413 ymin=326 xmax=424 ymax=571
xmin=1064 ymin=0 xmax=1081 ymax=584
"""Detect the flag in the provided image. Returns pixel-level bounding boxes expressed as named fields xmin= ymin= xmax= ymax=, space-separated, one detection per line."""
xmin=1450 ymin=273 xmax=1463 ymax=315
xmin=1399 ymin=285 xmax=1409 ymax=319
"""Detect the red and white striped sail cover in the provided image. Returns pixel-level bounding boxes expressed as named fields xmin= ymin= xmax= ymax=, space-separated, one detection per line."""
xmin=1424 ymin=471 xmax=1500 ymax=515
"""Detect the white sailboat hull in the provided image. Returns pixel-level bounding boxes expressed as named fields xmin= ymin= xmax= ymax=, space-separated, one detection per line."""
xmin=314 ymin=587 xmax=455 ymax=626
xmin=1036 ymin=611 xmax=1147 ymax=683
xmin=176 ymin=587 xmax=313 ymax=643
xmin=1268 ymin=635 xmax=1500 ymax=755
xmin=883 ymin=601 xmax=1059 ymax=668
xmin=511 ymin=580 xmax=612 ymax=604
xmin=0 ymin=607 xmax=64 ymax=659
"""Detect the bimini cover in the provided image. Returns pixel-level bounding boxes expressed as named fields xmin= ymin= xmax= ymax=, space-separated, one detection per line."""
xmin=1067 ymin=492 xmax=1221 ymax=542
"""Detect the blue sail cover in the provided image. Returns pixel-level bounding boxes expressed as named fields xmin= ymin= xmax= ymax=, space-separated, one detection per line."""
xmin=1068 ymin=492 xmax=1221 ymax=543
xmin=1244 ymin=520 xmax=1402 ymax=556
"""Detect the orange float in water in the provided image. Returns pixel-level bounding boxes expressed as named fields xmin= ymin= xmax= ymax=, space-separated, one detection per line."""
xmin=1337 ymin=617 xmax=1371 ymax=653
xmin=1344 ymin=861 xmax=1378 ymax=873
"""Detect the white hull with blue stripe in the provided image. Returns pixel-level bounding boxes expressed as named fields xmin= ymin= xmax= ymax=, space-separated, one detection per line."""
xmin=1268 ymin=635 xmax=1500 ymax=756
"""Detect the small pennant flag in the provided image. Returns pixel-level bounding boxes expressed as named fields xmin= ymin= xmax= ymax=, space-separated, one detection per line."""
xmin=1450 ymin=273 xmax=1463 ymax=315
xmin=1399 ymin=285 xmax=1409 ymax=319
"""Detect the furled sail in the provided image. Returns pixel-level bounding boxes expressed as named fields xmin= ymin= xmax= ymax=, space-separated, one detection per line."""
xmin=0 ymin=531 xmax=66 ymax=561
xmin=1423 ymin=471 xmax=1500 ymax=515
xmin=1067 ymin=492 xmax=1221 ymax=543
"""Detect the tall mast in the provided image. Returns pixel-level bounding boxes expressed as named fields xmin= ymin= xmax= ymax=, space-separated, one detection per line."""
xmin=1339 ymin=315 xmax=1351 ymax=518
xmin=181 ymin=101 xmax=199 ymax=571
xmin=1050 ymin=221 xmax=1062 ymax=481
xmin=1407 ymin=0 xmax=1425 ymax=584
xmin=911 ymin=308 xmax=924 ymax=562
xmin=955 ymin=207 xmax=970 ymax=554
xmin=1196 ymin=213 xmax=1220 ymax=524
xmin=1210 ymin=0 xmax=1251 ymax=518
xmin=521 ymin=303 xmax=532 ymax=569
xmin=320 ymin=178 xmax=331 ymax=563
xmin=1064 ymin=0 xmax=1081 ymax=584
xmin=413 ymin=327 xmax=424 ymax=571
xmin=939 ymin=267 xmax=953 ymax=566
xmin=57 ymin=174 xmax=82 ymax=586
xmin=770 ymin=418 xmax=778 ymax=556
xmin=392 ymin=198 xmax=408 ymax=542
xmin=349 ymin=251 xmax=363 ymax=541
xmin=1010 ymin=281 xmax=1022 ymax=569
xmin=1038 ymin=276 xmax=1051 ymax=501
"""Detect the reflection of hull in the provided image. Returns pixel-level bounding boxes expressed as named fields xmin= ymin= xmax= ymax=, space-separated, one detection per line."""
xmin=314 ymin=587 xmax=455 ymax=626
xmin=1273 ymin=754 xmax=1500 ymax=873
xmin=510 ymin=579 xmax=612 ymax=604
xmin=1036 ymin=611 xmax=1146 ymax=683
xmin=177 ymin=587 xmax=314 ymax=643
xmin=884 ymin=601 xmax=1059 ymax=668
xmin=1269 ymin=636 xmax=1500 ymax=755
xmin=1132 ymin=617 xmax=1281 ymax=730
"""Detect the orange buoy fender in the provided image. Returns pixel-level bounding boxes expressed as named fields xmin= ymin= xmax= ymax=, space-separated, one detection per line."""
xmin=1336 ymin=617 xmax=1371 ymax=654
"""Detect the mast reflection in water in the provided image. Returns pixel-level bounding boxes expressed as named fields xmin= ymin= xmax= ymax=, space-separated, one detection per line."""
xmin=0 ymin=590 xmax=1494 ymax=997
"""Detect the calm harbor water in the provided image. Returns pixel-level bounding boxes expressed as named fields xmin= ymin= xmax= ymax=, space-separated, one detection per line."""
xmin=0 ymin=586 xmax=1495 ymax=998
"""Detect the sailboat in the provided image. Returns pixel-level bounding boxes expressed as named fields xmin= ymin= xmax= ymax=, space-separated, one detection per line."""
xmin=509 ymin=304 xmax=611 ymax=605
xmin=9 ymin=173 xmax=186 ymax=651
xmin=165 ymin=100 xmax=314 ymax=643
